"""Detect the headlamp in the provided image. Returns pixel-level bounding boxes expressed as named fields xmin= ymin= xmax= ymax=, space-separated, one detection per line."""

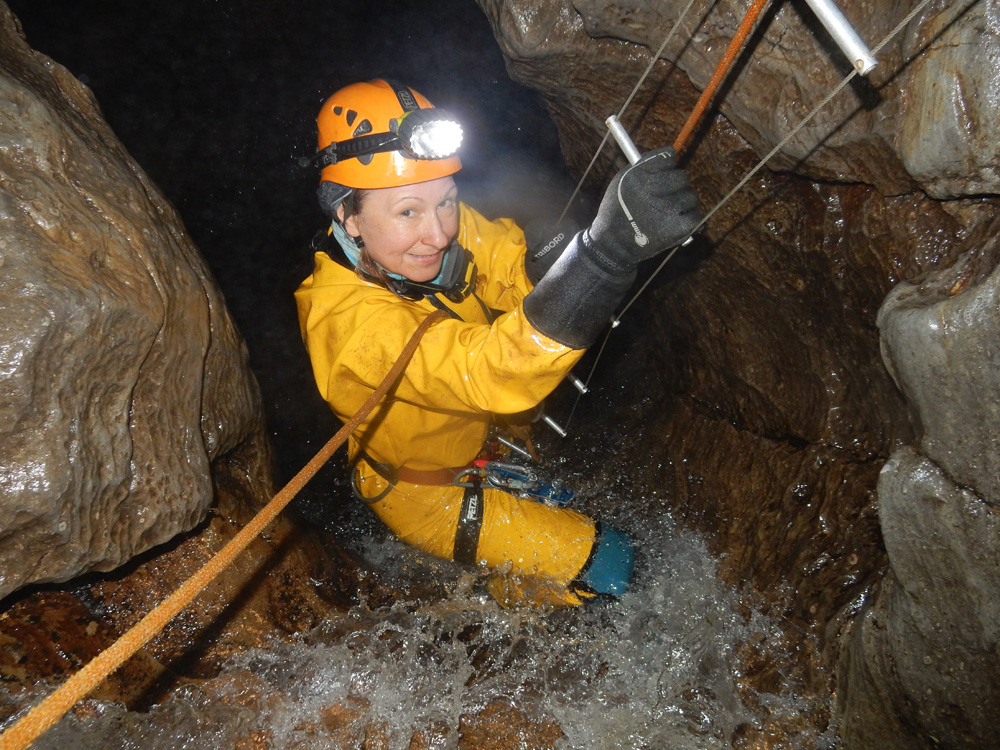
xmin=310 ymin=109 xmax=463 ymax=169
xmin=396 ymin=109 xmax=463 ymax=159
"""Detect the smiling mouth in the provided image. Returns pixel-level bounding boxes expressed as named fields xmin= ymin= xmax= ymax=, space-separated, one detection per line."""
xmin=408 ymin=251 xmax=443 ymax=264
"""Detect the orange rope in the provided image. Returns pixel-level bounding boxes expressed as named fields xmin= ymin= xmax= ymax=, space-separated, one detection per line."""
xmin=0 ymin=308 xmax=450 ymax=750
xmin=673 ymin=0 xmax=771 ymax=154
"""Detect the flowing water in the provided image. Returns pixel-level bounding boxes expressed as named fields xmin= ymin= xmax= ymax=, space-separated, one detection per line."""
xmin=5 ymin=502 xmax=835 ymax=749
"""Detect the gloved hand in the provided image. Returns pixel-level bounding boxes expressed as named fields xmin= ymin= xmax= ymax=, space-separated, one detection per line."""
xmin=523 ymin=217 xmax=579 ymax=285
xmin=582 ymin=146 xmax=701 ymax=272
xmin=522 ymin=147 xmax=702 ymax=350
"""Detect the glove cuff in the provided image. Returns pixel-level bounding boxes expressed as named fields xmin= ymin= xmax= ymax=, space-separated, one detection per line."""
xmin=581 ymin=228 xmax=634 ymax=275
xmin=523 ymin=233 xmax=636 ymax=349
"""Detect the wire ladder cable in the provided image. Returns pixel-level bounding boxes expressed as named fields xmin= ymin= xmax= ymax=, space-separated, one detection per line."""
xmin=557 ymin=0 xmax=702 ymax=225
xmin=562 ymin=0 xmax=946 ymax=430
xmin=562 ymin=0 xmax=776 ymax=429
xmin=615 ymin=0 xmax=944 ymax=324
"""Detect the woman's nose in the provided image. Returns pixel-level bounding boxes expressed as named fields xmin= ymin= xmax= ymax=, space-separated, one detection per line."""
xmin=422 ymin=213 xmax=451 ymax=249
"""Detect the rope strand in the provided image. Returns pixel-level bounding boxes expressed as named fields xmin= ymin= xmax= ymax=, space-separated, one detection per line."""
xmin=0 ymin=309 xmax=450 ymax=750
xmin=557 ymin=0 xmax=702 ymax=225
xmin=614 ymin=0 xmax=943 ymax=323
xmin=561 ymin=0 xmax=946 ymax=427
xmin=674 ymin=0 xmax=771 ymax=154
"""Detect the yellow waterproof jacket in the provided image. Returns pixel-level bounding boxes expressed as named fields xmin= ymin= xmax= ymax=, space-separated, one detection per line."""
xmin=294 ymin=203 xmax=585 ymax=472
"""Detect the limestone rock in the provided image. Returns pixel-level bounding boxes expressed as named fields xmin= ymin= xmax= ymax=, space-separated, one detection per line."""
xmin=836 ymin=238 xmax=1000 ymax=746
xmin=482 ymin=0 xmax=999 ymax=198
xmin=878 ymin=238 xmax=1000 ymax=503
xmin=839 ymin=446 xmax=1000 ymax=748
xmin=0 ymin=6 xmax=263 ymax=598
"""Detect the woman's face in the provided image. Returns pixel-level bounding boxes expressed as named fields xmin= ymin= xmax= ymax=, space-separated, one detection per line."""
xmin=342 ymin=176 xmax=459 ymax=283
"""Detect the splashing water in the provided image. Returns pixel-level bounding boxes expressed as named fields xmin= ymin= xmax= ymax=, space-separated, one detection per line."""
xmin=5 ymin=504 xmax=835 ymax=749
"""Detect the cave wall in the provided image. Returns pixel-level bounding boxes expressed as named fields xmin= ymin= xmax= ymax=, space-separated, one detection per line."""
xmin=837 ymin=238 xmax=1000 ymax=748
xmin=476 ymin=0 xmax=1000 ymax=745
xmin=0 ymin=5 xmax=267 ymax=597
xmin=0 ymin=5 xmax=390 ymax=703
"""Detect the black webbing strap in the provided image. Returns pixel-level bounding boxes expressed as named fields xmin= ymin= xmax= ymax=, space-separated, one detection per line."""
xmin=453 ymin=480 xmax=484 ymax=566
xmin=425 ymin=291 xmax=499 ymax=323
xmin=383 ymin=78 xmax=422 ymax=113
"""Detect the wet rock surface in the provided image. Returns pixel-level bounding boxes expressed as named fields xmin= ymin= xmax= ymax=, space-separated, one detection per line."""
xmin=839 ymin=447 xmax=1000 ymax=749
xmin=0 ymin=589 xmax=171 ymax=712
xmin=0 ymin=414 xmax=386 ymax=722
xmin=564 ymin=0 xmax=999 ymax=200
xmin=836 ymin=245 xmax=1000 ymax=748
xmin=0 ymin=4 xmax=263 ymax=597
xmin=0 ymin=0 xmax=387 ymax=727
xmin=479 ymin=0 xmax=1000 ymax=745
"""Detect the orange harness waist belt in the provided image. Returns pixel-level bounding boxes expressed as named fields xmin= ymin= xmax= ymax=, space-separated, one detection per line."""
xmin=362 ymin=453 xmax=472 ymax=487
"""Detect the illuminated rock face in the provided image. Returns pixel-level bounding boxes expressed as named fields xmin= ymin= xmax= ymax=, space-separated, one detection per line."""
xmin=0 ymin=5 xmax=265 ymax=598
xmin=842 ymin=254 xmax=1000 ymax=748
xmin=478 ymin=0 xmax=1000 ymax=745
xmin=481 ymin=0 xmax=1000 ymax=199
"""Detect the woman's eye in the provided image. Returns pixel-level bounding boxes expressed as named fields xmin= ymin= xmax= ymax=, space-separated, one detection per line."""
xmin=400 ymin=208 xmax=416 ymax=218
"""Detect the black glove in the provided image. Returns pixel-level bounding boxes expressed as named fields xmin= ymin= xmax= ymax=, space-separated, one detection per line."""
xmin=523 ymin=232 xmax=634 ymax=349
xmin=584 ymin=145 xmax=701 ymax=271
xmin=523 ymin=217 xmax=579 ymax=285
xmin=523 ymin=147 xmax=701 ymax=349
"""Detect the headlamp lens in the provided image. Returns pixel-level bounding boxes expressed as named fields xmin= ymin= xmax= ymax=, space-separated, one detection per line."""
xmin=399 ymin=109 xmax=463 ymax=159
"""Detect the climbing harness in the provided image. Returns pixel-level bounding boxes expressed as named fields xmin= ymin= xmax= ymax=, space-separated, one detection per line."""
xmin=557 ymin=0 xmax=948 ymax=432
xmin=0 ymin=309 xmax=450 ymax=750
xmin=355 ymin=431 xmax=575 ymax=509
xmin=455 ymin=461 xmax=575 ymax=508
xmin=453 ymin=480 xmax=485 ymax=566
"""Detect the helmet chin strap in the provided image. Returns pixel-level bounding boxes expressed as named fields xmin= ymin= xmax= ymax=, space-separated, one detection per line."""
xmin=385 ymin=241 xmax=476 ymax=303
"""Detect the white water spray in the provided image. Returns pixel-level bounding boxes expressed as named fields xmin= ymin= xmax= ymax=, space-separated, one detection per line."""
xmin=5 ymin=500 xmax=836 ymax=749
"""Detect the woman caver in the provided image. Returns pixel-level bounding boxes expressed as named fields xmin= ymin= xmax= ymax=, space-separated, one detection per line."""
xmin=295 ymin=79 xmax=701 ymax=607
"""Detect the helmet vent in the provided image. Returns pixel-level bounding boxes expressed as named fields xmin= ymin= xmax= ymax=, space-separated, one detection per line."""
xmin=345 ymin=109 xmax=358 ymax=127
xmin=353 ymin=119 xmax=372 ymax=137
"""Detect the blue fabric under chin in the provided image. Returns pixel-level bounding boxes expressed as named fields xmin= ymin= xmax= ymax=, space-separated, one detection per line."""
xmin=580 ymin=524 xmax=635 ymax=596
xmin=429 ymin=258 xmax=452 ymax=286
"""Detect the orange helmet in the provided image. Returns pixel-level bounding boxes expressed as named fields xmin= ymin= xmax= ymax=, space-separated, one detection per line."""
xmin=315 ymin=79 xmax=462 ymax=189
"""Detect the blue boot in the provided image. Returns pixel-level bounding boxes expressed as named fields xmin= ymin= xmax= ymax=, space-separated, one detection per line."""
xmin=577 ymin=523 xmax=635 ymax=596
